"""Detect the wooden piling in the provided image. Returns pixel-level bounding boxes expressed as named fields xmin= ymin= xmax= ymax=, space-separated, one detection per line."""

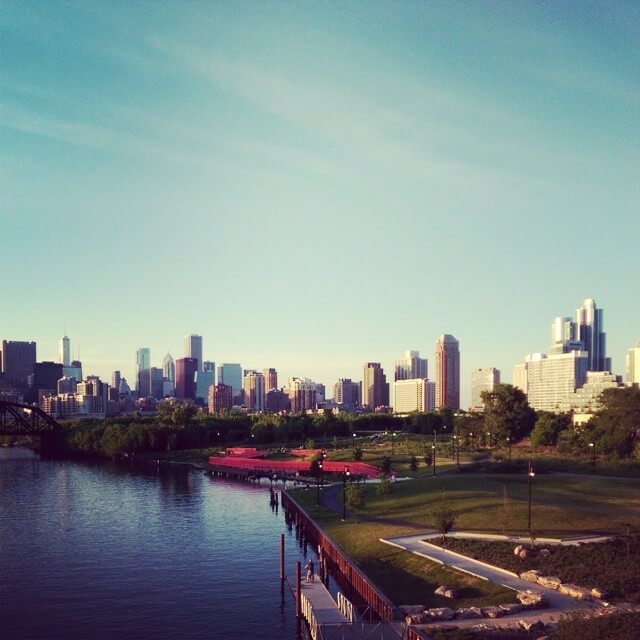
xmin=280 ymin=533 xmax=285 ymax=581
xmin=296 ymin=561 xmax=302 ymax=619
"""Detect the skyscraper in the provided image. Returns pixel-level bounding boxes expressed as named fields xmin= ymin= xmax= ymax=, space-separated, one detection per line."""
xmin=184 ymin=334 xmax=203 ymax=371
xmin=263 ymin=368 xmax=278 ymax=391
xmin=288 ymin=377 xmax=318 ymax=413
xmin=162 ymin=353 xmax=175 ymax=383
xmin=208 ymin=383 xmax=233 ymax=413
xmin=627 ymin=342 xmax=640 ymax=385
xmin=471 ymin=367 xmax=501 ymax=410
xmin=217 ymin=363 xmax=242 ymax=405
xmin=59 ymin=335 xmax=71 ymax=367
xmin=435 ymin=335 xmax=460 ymax=410
xmin=393 ymin=378 xmax=432 ymax=413
xmin=394 ymin=350 xmax=428 ymax=381
xmin=112 ymin=370 xmax=121 ymax=391
xmin=196 ymin=362 xmax=215 ymax=402
xmin=574 ymin=298 xmax=609 ymax=372
xmin=243 ymin=370 xmax=265 ymax=412
xmin=175 ymin=357 xmax=198 ymax=400
xmin=1 ymin=340 xmax=37 ymax=388
xmin=362 ymin=363 xmax=389 ymax=411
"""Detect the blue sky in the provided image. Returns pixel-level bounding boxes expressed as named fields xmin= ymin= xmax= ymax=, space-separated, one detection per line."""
xmin=1 ymin=1 xmax=638 ymax=404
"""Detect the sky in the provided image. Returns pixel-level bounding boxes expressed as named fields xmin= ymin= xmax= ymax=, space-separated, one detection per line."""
xmin=1 ymin=1 xmax=639 ymax=405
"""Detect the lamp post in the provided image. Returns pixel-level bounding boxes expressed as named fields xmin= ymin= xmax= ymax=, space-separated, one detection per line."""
xmin=527 ymin=462 xmax=535 ymax=537
xmin=352 ymin=432 xmax=357 ymax=448
xmin=452 ymin=434 xmax=457 ymax=462
xmin=456 ymin=435 xmax=460 ymax=470
xmin=507 ymin=436 xmax=512 ymax=460
xmin=589 ymin=442 xmax=595 ymax=471
xmin=316 ymin=461 xmax=323 ymax=506
xmin=469 ymin=432 xmax=473 ymax=450
xmin=432 ymin=444 xmax=436 ymax=477
xmin=391 ymin=432 xmax=396 ymax=457
xmin=486 ymin=431 xmax=491 ymax=449
xmin=342 ymin=466 xmax=350 ymax=521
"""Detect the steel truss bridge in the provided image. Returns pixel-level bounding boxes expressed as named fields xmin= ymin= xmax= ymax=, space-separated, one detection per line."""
xmin=0 ymin=400 xmax=62 ymax=436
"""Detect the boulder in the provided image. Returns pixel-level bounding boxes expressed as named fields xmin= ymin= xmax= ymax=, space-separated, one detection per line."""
xmin=521 ymin=569 xmax=543 ymax=583
xmin=401 ymin=605 xmax=425 ymax=616
xmin=518 ymin=548 xmax=529 ymax=559
xmin=425 ymin=607 xmax=456 ymax=621
xmin=443 ymin=589 xmax=459 ymax=599
xmin=514 ymin=545 xmax=524 ymax=556
xmin=591 ymin=588 xmax=608 ymax=600
xmin=537 ymin=575 xmax=562 ymax=589
xmin=404 ymin=613 xmax=424 ymax=625
xmin=455 ymin=607 xmax=484 ymax=620
xmin=519 ymin=619 xmax=545 ymax=633
xmin=558 ymin=583 xmax=592 ymax=600
xmin=517 ymin=590 xmax=548 ymax=609
xmin=499 ymin=603 xmax=524 ymax=615
xmin=482 ymin=605 xmax=506 ymax=619
xmin=434 ymin=585 xmax=448 ymax=597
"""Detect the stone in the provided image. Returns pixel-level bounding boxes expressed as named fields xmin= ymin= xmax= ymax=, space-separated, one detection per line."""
xmin=404 ymin=614 xmax=424 ymax=625
xmin=558 ymin=583 xmax=592 ymax=600
xmin=482 ymin=605 xmax=506 ymax=619
xmin=401 ymin=605 xmax=425 ymax=616
xmin=514 ymin=545 xmax=524 ymax=556
xmin=499 ymin=603 xmax=524 ymax=615
xmin=518 ymin=548 xmax=529 ymax=559
xmin=518 ymin=619 xmax=545 ymax=633
xmin=537 ymin=575 xmax=562 ymax=589
xmin=591 ymin=588 xmax=608 ymax=600
xmin=443 ymin=589 xmax=459 ymax=599
xmin=455 ymin=607 xmax=483 ymax=620
xmin=434 ymin=585 xmax=448 ymax=596
xmin=516 ymin=590 xmax=548 ymax=609
xmin=521 ymin=569 xmax=543 ymax=582
xmin=425 ymin=607 xmax=456 ymax=621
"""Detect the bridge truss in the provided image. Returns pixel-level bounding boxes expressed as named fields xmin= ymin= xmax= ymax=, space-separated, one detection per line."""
xmin=0 ymin=400 xmax=62 ymax=436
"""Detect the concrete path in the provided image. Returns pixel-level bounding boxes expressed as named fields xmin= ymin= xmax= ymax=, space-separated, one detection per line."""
xmin=383 ymin=535 xmax=593 ymax=613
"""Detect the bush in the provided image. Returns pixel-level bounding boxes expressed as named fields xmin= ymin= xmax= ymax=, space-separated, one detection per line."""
xmin=352 ymin=446 xmax=363 ymax=461
xmin=409 ymin=455 xmax=418 ymax=472
xmin=554 ymin=612 xmax=640 ymax=640
xmin=345 ymin=482 xmax=365 ymax=510
xmin=380 ymin=456 xmax=392 ymax=474
xmin=377 ymin=475 xmax=392 ymax=500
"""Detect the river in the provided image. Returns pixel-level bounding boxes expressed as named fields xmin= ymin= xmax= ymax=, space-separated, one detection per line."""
xmin=0 ymin=447 xmax=313 ymax=640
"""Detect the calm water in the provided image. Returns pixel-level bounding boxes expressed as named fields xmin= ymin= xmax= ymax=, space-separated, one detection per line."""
xmin=0 ymin=447 xmax=312 ymax=640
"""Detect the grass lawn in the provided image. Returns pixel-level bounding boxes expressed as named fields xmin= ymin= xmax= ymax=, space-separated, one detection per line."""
xmin=350 ymin=474 xmax=640 ymax=535
xmin=290 ymin=487 xmax=514 ymax=609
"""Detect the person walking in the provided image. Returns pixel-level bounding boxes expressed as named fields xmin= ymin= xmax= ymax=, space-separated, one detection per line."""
xmin=305 ymin=559 xmax=315 ymax=583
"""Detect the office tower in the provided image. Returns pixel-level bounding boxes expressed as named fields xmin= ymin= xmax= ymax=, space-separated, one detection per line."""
xmin=557 ymin=371 xmax=623 ymax=413
xmin=362 ymin=363 xmax=389 ymax=411
xmin=513 ymin=363 xmax=529 ymax=395
xmin=57 ymin=376 xmax=77 ymax=394
xmin=265 ymin=389 xmax=290 ymax=413
xmin=471 ymin=367 xmax=501 ymax=410
xmin=59 ymin=335 xmax=71 ymax=367
xmin=394 ymin=350 xmax=428 ymax=381
xmin=119 ymin=377 xmax=131 ymax=397
xmin=426 ymin=381 xmax=436 ymax=411
xmin=217 ymin=363 xmax=243 ymax=404
xmin=184 ymin=334 xmax=203 ymax=371
xmin=627 ymin=342 xmax=640 ymax=385
xmin=333 ymin=378 xmax=357 ymax=409
xmin=64 ymin=360 xmax=82 ymax=383
xmin=525 ymin=351 xmax=589 ymax=411
xmin=162 ymin=353 xmax=175 ymax=383
xmin=139 ymin=367 xmax=164 ymax=399
xmin=574 ymin=298 xmax=609 ymax=372
xmin=136 ymin=348 xmax=150 ymax=372
xmin=288 ymin=377 xmax=318 ymax=413
xmin=315 ymin=383 xmax=326 ymax=404
xmin=112 ymin=370 xmax=121 ymax=391
xmin=33 ymin=362 xmax=64 ymax=394
xmin=393 ymin=378 xmax=432 ymax=413
xmin=435 ymin=335 xmax=460 ymax=410
xmin=208 ymin=383 xmax=233 ymax=413
xmin=196 ymin=364 xmax=215 ymax=403
xmin=175 ymin=357 xmax=198 ymax=400
xmin=1 ymin=340 xmax=37 ymax=388
xmin=243 ymin=371 xmax=265 ymax=412
xmin=263 ymin=368 xmax=278 ymax=391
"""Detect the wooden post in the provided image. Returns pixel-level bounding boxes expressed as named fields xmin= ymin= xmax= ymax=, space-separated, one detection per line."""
xmin=280 ymin=534 xmax=285 ymax=581
xmin=296 ymin=561 xmax=302 ymax=619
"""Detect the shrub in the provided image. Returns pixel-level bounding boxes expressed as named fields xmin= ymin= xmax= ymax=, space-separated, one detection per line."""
xmin=345 ymin=482 xmax=365 ymax=510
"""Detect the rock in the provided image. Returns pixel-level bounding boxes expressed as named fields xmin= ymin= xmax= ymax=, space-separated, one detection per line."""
xmin=558 ymin=583 xmax=592 ymax=600
xmin=514 ymin=545 xmax=524 ymax=556
xmin=591 ymin=588 xmax=608 ymax=600
xmin=443 ymin=589 xmax=459 ymax=599
xmin=537 ymin=575 xmax=562 ymax=589
xmin=518 ymin=619 xmax=545 ymax=633
xmin=482 ymin=605 xmax=506 ymax=619
xmin=521 ymin=569 xmax=543 ymax=582
xmin=517 ymin=590 xmax=548 ymax=609
xmin=499 ymin=603 xmax=524 ymax=615
xmin=401 ymin=605 xmax=425 ymax=616
xmin=536 ymin=636 xmax=551 ymax=640
xmin=455 ymin=607 xmax=484 ymax=620
xmin=518 ymin=548 xmax=529 ymax=559
xmin=539 ymin=548 xmax=551 ymax=558
xmin=404 ymin=613 xmax=424 ymax=625
xmin=425 ymin=607 xmax=456 ymax=621
xmin=434 ymin=585 xmax=448 ymax=596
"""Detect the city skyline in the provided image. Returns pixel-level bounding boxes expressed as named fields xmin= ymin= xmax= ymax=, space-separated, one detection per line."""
xmin=2 ymin=3 xmax=638 ymax=406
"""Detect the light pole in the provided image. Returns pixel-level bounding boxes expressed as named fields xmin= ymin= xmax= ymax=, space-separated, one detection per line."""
xmin=316 ymin=461 xmax=323 ymax=506
xmin=589 ymin=442 xmax=595 ymax=471
xmin=527 ymin=462 xmax=535 ymax=537
xmin=342 ymin=466 xmax=350 ymax=521
xmin=469 ymin=432 xmax=473 ymax=450
xmin=507 ymin=436 xmax=512 ymax=460
xmin=452 ymin=434 xmax=457 ymax=462
xmin=486 ymin=431 xmax=491 ymax=449
xmin=352 ymin=432 xmax=357 ymax=449
xmin=432 ymin=444 xmax=436 ymax=477
xmin=391 ymin=432 xmax=396 ymax=457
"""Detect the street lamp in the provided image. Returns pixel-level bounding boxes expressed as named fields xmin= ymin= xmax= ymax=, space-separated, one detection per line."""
xmin=452 ymin=434 xmax=457 ymax=462
xmin=352 ymin=432 xmax=357 ymax=448
xmin=316 ymin=461 xmax=324 ymax=506
xmin=391 ymin=432 xmax=397 ymax=457
xmin=432 ymin=444 xmax=436 ymax=477
xmin=527 ymin=463 xmax=535 ymax=537
xmin=507 ymin=436 xmax=512 ymax=460
xmin=589 ymin=442 xmax=595 ymax=470
xmin=342 ymin=466 xmax=350 ymax=521
xmin=486 ymin=431 xmax=491 ymax=449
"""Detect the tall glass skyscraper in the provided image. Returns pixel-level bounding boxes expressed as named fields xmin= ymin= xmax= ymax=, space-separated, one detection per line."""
xmin=184 ymin=334 xmax=203 ymax=371
xmin=217 ymin=363 xmax=242 ymax=405
xmin=575 ymin=298 xmax=609 ymax=372
xmin=435 ymin=334 xmax=460 ymax=410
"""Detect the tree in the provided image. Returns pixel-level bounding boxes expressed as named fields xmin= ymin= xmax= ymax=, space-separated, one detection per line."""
xmin=157 ymin=400 xmax=197 ymax=429
xmin=409 ymin=455 xmax=418 ymax=472
xmin=431 ymin=491 xmax=458 ymax=543
xmin=530 ymin=412 xmax=571 ymax=447
xmin=481 ymin=384 xmax=536 ymax=443
xmin=377 ymin=475 xmax=392 ymax=500
xmin=380 ymin=456 xmax=392 ymax=475
xmin=345 ymin=482 xmax=365 ymax=510
xmin=352 ymin=446 xmax=363 ymax=461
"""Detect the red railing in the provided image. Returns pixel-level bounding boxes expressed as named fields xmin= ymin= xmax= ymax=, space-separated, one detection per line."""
xmin=281 ymin=491 xmax=402 ymax=622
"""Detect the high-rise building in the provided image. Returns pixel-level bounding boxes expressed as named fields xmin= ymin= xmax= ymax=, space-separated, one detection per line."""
xmin=57 ymin=376 xmax=76 ymax=394
xmin=426 ymin=381 xmax=436 ymax=411
xmin=525 ymin=351 xmax=589 ymax=411
xmin=59 ymin=335 xmax=71 ymax=367
xmin=138 ymin=367 xmax=164 ymax=399
xmin=627 ymin=342 xmax=640 ymax=385
xmin=333 ymin=378 xmax=358 ymax=409
xmin=175 ymin=357 xmax=198 ymax=400
xmin=243 ymin=370 xmax=265 ymax=412
xmin=265 ymin=389 xmax=290 ymax=413
xmin=63 ymin=359 xmax=82 ymax=383
xmin=393 ymin=378 xmax=432 ymax=413
xmin=289 ymin=377 xmax=318 ymax=413
xmin=1 ymin=340 xmax=37 ymax=388
xmin=513 ymin=362 xmax=529 ymax=395
xmin=184 ymin=334 xmax=203 ymax=371
xmin=574 ymin=298 xmax=610 ymax=372
xmin=471 ymin=367 xmax=501 ymax=410
xmin=208 ymin=383 xmax=233 ymax=413
xmin=557 ymin=371 xmax=623 ymax=413
xmin=435 ymin=335 xmax=460 ymax=410
xmin=162 ymin=353 xmax=175 ymax=383
xmin=136 ymin=348 xmax=150 ymax=394
xmin=33 ymin=361 xmax=64 ymax=394
xmin=196 ymin=363 xmax=215 ymax=403
xmin=112 ymin=370 xmax=121 ymax=391
xmin=362 ymin=363 xmax=389 ymax=411
xmin=263 ymin=368 xmax=278 ymax=391
xmin=394 ymin=350 xmax=428 ymax=381
xmin=217 ymin=363 xmax=243 ymax=404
